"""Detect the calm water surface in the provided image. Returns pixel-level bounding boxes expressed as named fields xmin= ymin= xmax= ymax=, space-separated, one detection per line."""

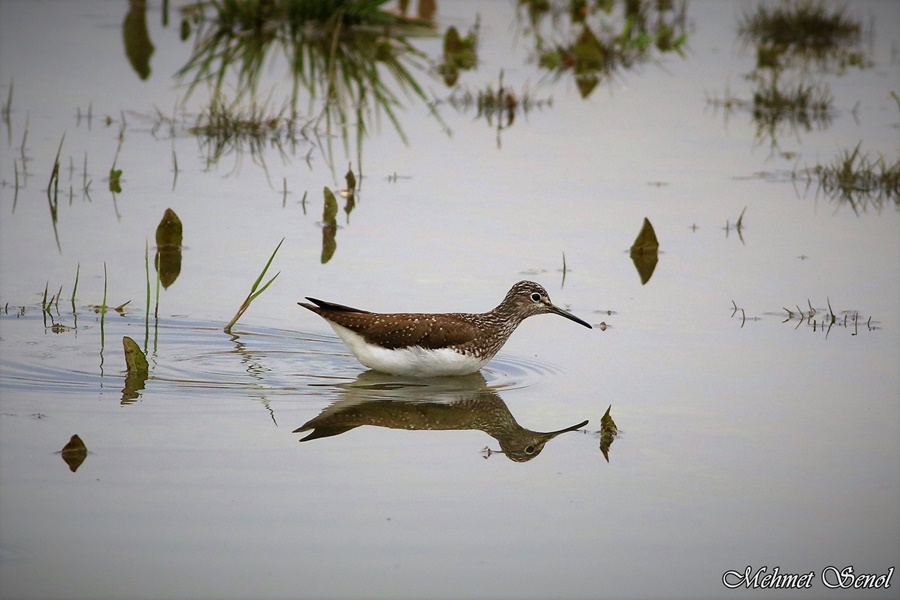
xmin=1 ymin=1 xmax=898 ymax=599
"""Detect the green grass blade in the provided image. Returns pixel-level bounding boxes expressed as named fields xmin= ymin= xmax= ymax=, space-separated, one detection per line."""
xmin=224 ymin=238 xmax=284 ymax=333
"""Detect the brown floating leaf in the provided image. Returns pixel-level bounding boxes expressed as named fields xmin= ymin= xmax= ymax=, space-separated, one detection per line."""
xmin=599 ymin=404 xmax=618 ymax=462
xmin=60 ymin=434 xmax=88 ymax=472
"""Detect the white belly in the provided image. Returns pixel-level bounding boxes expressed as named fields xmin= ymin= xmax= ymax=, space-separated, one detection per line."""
xmin=327 ymin=323 xmax=488 ymax=377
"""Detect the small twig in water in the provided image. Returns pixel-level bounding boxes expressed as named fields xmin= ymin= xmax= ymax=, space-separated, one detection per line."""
xmin=71 ymin=263 xmax=79 ymax=312
xmin=561 ymin=251 xmax=567 ymax=289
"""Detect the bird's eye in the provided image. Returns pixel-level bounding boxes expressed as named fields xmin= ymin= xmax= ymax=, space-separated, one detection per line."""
xmin=524 ymin=445 xmax=536 ymax=454
xmin=530 ymin=293 xmax=541 ymax=302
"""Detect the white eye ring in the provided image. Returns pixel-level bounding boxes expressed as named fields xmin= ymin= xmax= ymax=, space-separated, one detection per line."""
xmin=530 ymin=293 xmax=541 ymax=302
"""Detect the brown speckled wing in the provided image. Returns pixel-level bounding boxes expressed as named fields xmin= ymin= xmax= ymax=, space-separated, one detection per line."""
xmin=300 ymin=298 xmax=478 ymax=350
xmin=361 ymin=313 xmax=479 ymax=350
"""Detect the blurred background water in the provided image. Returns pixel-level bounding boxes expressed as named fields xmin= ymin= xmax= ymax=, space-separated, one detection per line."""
xmin=0 ymin=1 xmax=898 ymax=598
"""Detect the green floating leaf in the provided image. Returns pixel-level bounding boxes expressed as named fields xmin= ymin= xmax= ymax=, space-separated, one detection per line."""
xmin=156 ymin=208 xmax=183 ymax=248
xmin=123 ymin=335 xmax=149 ymax=375
xmin=630 ymin=217 xmax=659 ymax=253
xmin=122 ymin=336 xmax=149 ymax=404
xmin=109 ymin=168 xmax=123 ymax=193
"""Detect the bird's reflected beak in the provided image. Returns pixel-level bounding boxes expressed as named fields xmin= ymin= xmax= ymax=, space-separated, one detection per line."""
xmin=543 ymin=419 xmax=590 ymax=436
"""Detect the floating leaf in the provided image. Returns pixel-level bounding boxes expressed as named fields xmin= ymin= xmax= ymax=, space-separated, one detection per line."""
xmin=630 ymin=217 xmax=659 ymax=253
xmin=123 ymin=336 xmax=149 ymax=374
xmin=155 ymin=209 xmax=184 ymax=289
xmin=122 ymin=336 xmax=149 ymax=404
xmin=599 ymin=404 xmax=618 ymax=462
xmin=109 ymin=168 xmax=122 ymax=193
xmin=323 ymin=186 xmax=338 ymax=223
xmin=630 ymin=217 xmax=659 ymax=285
xmin=155 ymin=208 xmax=183 ymax=248
xmin=60 ymin=434 xmax=88 ymax=472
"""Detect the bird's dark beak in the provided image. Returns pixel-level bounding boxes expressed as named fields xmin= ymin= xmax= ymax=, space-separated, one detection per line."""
xmin=548 ymin=304 xmax=592 ymax=329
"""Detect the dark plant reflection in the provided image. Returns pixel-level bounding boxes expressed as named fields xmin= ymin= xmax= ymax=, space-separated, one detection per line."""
xmin=59 ymin=434 xmax=88 ymax=472
xmin=295 ymin=372 xmax=588 ymax=462
xmin=517 ymin=0 xmax=689 ymax=98
xmin=809 ymin=144 xmax=899 ymax=212
xmin=436 ymin=21 xmax=479 ymax=86
xmin=737 ymin=0 xmax=871 ymax=74
xmin=435 ymin=71 xmax=552 ymax=149
xmin=709 ymin=0 xmax=871 ymax=150
xmin=124 ymin=0 xmax=156 ymax=80
xmin=177 ymin=0 xmax=440 ymax=172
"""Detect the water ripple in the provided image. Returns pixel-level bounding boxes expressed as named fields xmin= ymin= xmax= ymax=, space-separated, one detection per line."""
xmin=0 ymin=316 xmax=565 ymax=399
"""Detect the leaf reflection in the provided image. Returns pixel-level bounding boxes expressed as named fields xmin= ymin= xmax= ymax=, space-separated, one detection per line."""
xmin=436 ymin=21 xmax=479 ymax=86
xmin=294 ymin=373 xmax=587 ymax=462
xmin=123 ymin=0 xmax=155 ymax=81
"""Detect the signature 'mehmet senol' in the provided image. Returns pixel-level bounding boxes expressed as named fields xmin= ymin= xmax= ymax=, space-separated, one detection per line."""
xmin=722 ymin=565 xmax=894 ymax=590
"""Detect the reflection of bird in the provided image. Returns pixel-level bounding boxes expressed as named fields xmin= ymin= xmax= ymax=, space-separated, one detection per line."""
xmin=299 ymin=281 xmax=592 ymax=377
xmin=293 ymin=389 xmax=588 ymax=462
